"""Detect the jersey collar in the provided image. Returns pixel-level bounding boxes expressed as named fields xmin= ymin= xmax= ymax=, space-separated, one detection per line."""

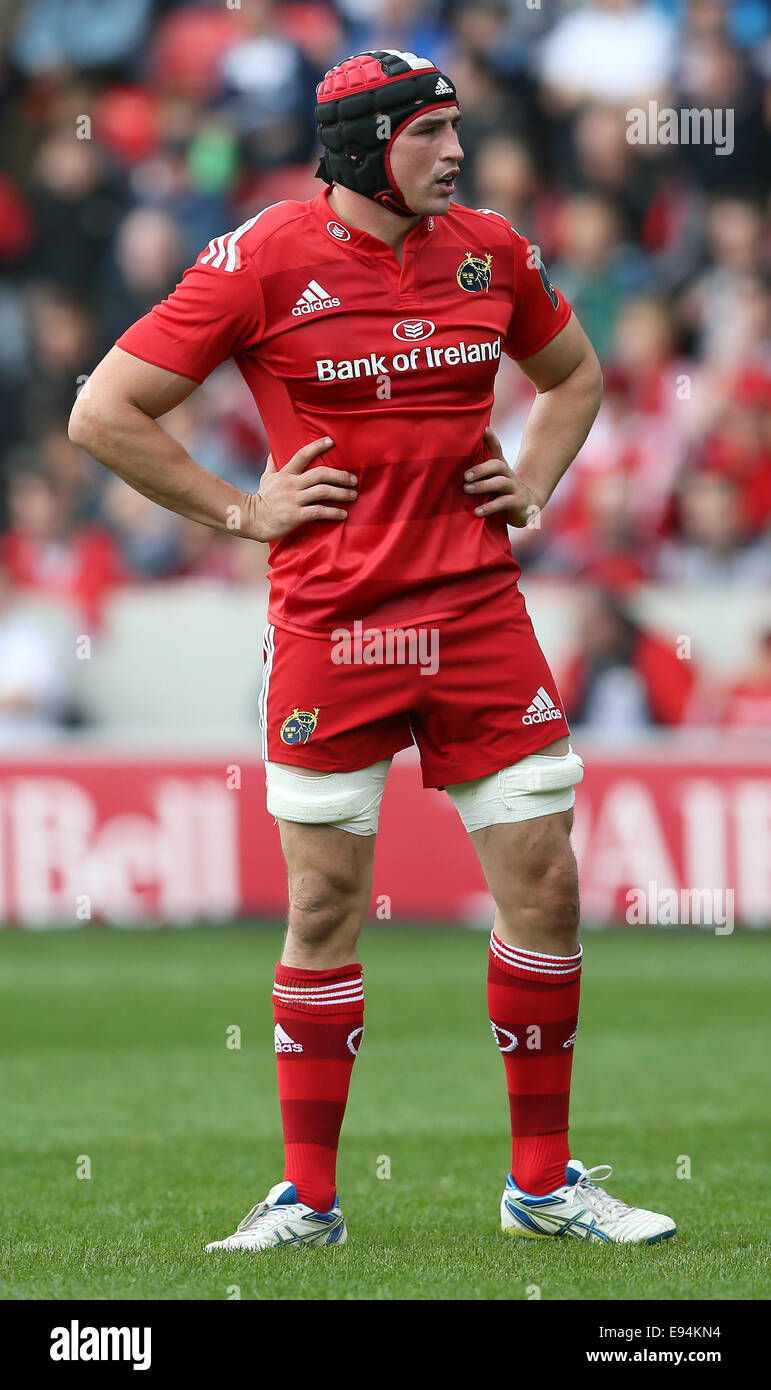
xmin=312 ymin=186 xmax=435 ymax=260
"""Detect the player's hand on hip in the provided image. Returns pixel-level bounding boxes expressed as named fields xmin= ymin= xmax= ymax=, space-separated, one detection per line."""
xmin=463 ymin=427 xmax=542 ymax=529
xmin=248 ymin=437 xmax=357 ymax=541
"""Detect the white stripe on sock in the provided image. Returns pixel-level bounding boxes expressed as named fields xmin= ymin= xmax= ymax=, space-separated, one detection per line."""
xmin=273 ymin=989 xmax=364 ymax=1006
xmin=490 ymin=932 xmax=582 ymax=974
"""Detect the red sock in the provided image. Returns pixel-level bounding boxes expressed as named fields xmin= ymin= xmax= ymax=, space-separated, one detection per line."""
xmin=487 ymin=930 xmax=582 ymax=1196
xmin=272 ymin=961 xmax=364 ymax=1213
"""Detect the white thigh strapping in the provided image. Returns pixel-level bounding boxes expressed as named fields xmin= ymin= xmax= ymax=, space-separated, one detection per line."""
xmin=447 ymin=746 xmax=584 ymax=833
xmin=265 ymin=759 xmax=391 ymax=836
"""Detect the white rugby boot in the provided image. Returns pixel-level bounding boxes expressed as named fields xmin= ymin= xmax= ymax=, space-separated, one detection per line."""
xmin=501 ymin=1160 xmax=677 ymax=1244
xmin=205 ymin=1181 xmax=347 ymax=1252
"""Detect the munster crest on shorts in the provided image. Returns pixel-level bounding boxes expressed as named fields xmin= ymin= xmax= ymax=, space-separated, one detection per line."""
xmin=280 ymin=707 xmax=320 ymax=745
xmin=457 ymin=251 xmax=492 ymax=293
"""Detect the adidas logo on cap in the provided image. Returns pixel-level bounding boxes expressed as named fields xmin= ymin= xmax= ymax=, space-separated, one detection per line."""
xmin=274 ymin=1023 xmax=303 ymax=1053
xmin=434 ymin=76 xmax=454 ymax=96
xmin=522 ymin=686 xmax=563 ymax=725
xmin=292 ymin=279 xmax=341 ymax=317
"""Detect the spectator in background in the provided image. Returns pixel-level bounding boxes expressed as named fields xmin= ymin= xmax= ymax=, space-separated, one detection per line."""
xmin=672 ymin=19 xmax=770 ymax=195
xmin=442 ymin=28 xmax=538 ymax=197
xmin=12 ymin=0 xmax=153 ymax=75
xmin=0 ymin=561 xmax=68 ymax=746
xmin=539 ymin=0 xmax=676 ymax=111
xmin=559 ymin=586 xmax=698 ymax=730
xmin=550 ymin=193 xmax=631 ymax=358
xmin=28 ymin=126 xmax=125 ymax=291
xmin=698 ymin=366 xmax=771 ymax=533
xmin=678 ymin=196 xmax=768 ymax=363
xmin=19 ymin=286 xmax=94 ymax=446
xmin=609 ymin=298 xmax=689 ymax=533
xmin=98 ymin=206 xmax=185 ymax=349
xmin=470 ymin=134 xmax=556 ymax=250
xmin=344 ymin=0 xmax=446 ymax=68
xmin=682 ymin=361 xmax=771 ymax=533
xmin=656 ymin=469 xmax=771 ymax=586
xmin=0 ymin=470 xmax=126 ymax=629
xmin=534 ymin=466 xmax=650 ymax=588
xmin=37 ymin=421 xmax=105 ymax=525
xmin=613 ymin=295 xmax=681 ymax=413
xmin=568 ymin=103 xmax=659 ymax=244
xmin=217 ymin=0 xmax=319 ymax=169
xmin=100 ymin=477 xmax=183 ymax=580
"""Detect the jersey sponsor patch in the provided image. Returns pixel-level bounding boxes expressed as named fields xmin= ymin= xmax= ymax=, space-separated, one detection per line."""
xmin=315 ymin=336 xmax=502 ymax=381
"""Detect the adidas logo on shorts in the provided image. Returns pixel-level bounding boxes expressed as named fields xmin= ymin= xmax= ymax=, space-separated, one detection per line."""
xmin=292 ymin=279 xmax=341 ymax=316
xmin=522 ymin=686 xmax=563 ymax=725
xmin=434 ymin=76 xmax=454 ymax=96
xmin=274 ymin=1023 xmax=303 ymax=1053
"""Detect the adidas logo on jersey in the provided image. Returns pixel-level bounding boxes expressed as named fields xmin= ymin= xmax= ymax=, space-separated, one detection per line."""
xmin=274 ymin=1024 xmax=303 ymax=1053
xmin=522 ymin=686 xmax=563 ymax=725
xmin=434 ymin=76 xmax=454 ymax=96
xmin=292 ymin=279 xmax=341 ymax=317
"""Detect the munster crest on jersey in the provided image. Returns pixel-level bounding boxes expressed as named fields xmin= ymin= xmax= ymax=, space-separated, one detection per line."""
xmin=457 ymin=251 xmax=492 ymax=293
xmin=280 ymin=707 xmax=320 ymax=746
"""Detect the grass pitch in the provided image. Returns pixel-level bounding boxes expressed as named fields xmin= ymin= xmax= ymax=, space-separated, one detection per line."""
xmin=1 ymin=925 xmax=768 ymax=1301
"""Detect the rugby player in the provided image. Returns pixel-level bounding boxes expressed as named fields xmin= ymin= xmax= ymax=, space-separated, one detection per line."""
xmin=69 ymin=50 xmax=676 ymax=1247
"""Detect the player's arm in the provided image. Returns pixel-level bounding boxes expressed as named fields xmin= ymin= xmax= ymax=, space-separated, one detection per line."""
xmin=68 ymin=346 xmax=358 ymax=542
xmin=463 ymin=315 xmax=603 ymax=526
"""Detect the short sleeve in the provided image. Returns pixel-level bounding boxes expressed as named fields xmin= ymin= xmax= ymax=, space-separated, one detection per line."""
xmin=116 ymin=237 xmax=265 ymax=384
xmin=503 ymin=226 xmax=571 ymax=361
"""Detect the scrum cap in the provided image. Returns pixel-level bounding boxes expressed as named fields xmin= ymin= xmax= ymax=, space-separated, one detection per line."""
xmin=315 ymin=50 xmax=459 ymax=217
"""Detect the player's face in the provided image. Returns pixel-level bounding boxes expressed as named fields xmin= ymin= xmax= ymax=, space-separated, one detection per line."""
xmin=389 ymin=106 xmax=463 ymax=217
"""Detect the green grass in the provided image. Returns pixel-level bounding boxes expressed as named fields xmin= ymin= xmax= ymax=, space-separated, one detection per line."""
xmin=1 ymin=925 xmax=769 ymax=1300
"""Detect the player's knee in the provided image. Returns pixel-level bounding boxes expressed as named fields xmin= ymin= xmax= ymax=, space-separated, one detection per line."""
xmin=287 ymin=867 xmax=369 ymax=944
xmin=533 ymin=846 xmax=580 ymax=931
xmin=496 ymin=838 xmax=580 ymax=935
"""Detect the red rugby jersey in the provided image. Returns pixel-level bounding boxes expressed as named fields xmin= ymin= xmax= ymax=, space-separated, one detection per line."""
xmin=117 ymin=186 xmax=571 ymax=635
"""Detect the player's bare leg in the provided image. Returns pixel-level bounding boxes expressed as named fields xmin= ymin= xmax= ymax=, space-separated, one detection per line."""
xmin=466 ymin=738 xmax=580 ymax=1190
xmin=278 ymin=816 xmax=375 ymax=969
xmin=464 ymin=739 xmax=675 ymax=1242
xmin=468 ymin=735 xmax=577 ymax=950
xmin=207 ymin=773 xmax=374 ymax=1252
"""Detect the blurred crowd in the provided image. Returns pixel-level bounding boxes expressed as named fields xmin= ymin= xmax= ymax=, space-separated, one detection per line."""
xmin=0 ymin=0 xmax=769 ymax=736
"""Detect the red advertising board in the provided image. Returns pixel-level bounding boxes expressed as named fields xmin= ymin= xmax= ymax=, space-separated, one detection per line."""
xmin=0 ymin=741 xmax=768 ymax=926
